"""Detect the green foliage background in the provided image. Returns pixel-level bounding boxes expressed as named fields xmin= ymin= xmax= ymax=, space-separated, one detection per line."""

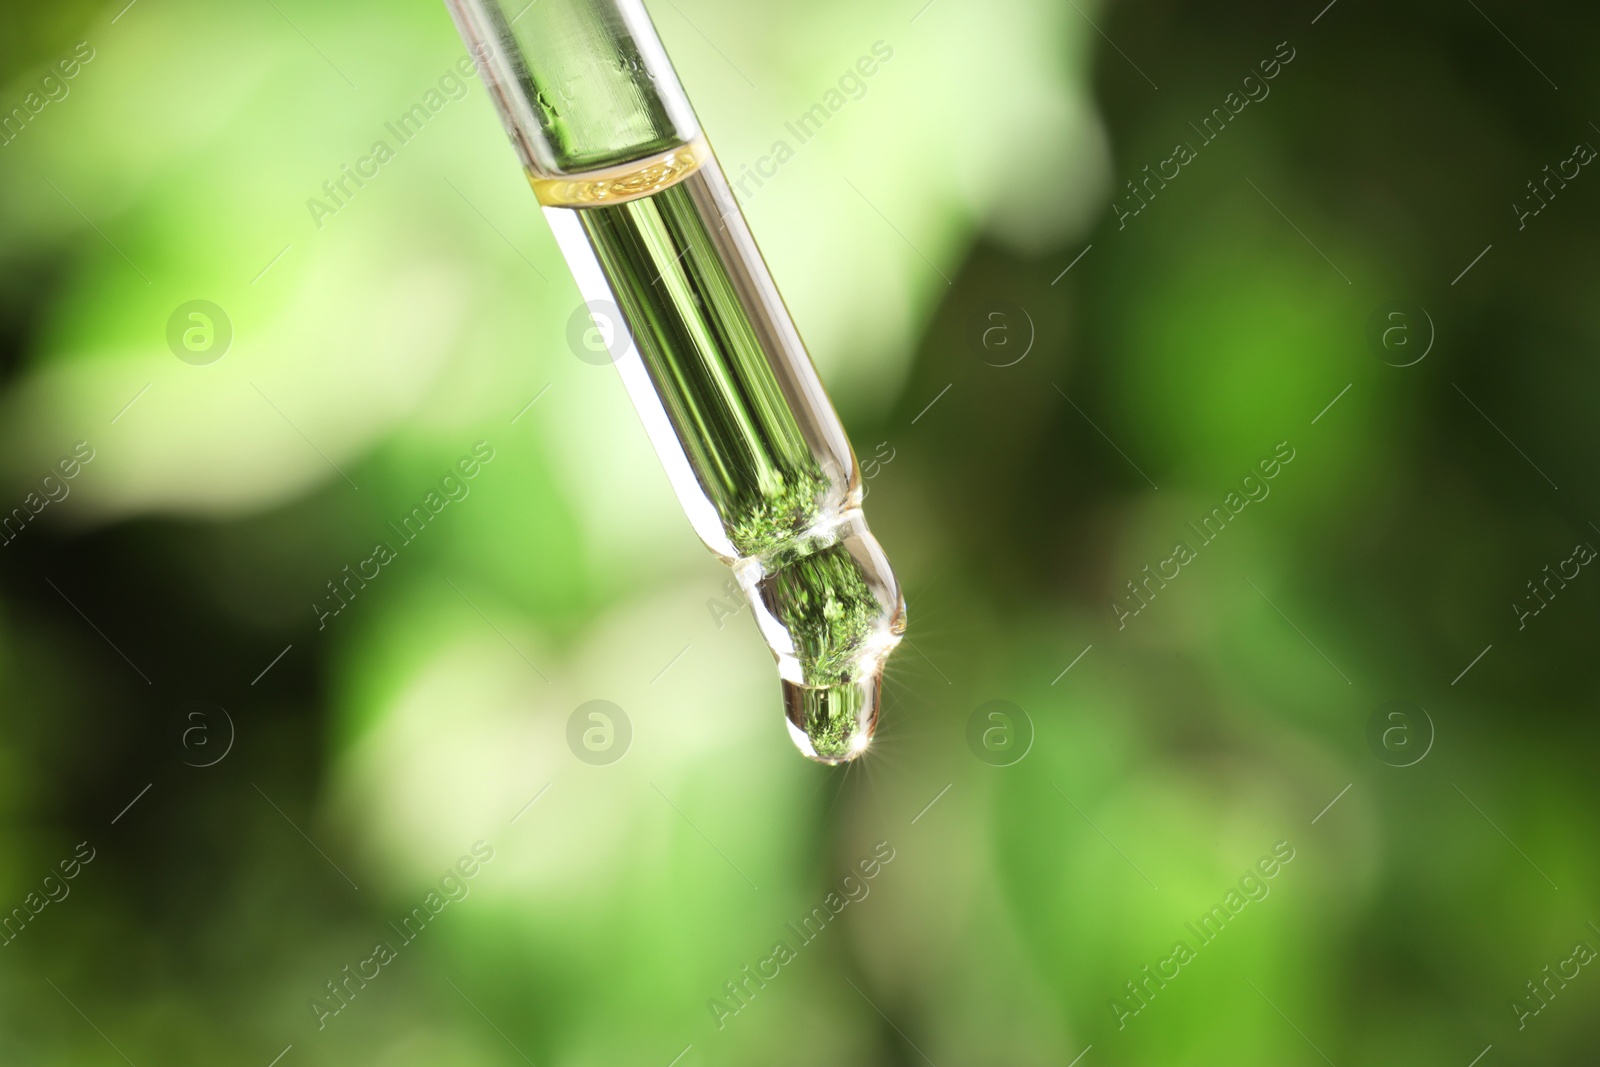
xmin=1 ymin=0 xmax=1596 ymax=1064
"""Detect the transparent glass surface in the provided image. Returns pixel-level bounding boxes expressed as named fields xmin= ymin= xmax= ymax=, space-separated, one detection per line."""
xmin=449 ymin=0 xmax=904 ymax=762
xmin=546 ymin=161 xmax=905 ymax=762
xmin=446 ymin=0 xmax=699 ymax=174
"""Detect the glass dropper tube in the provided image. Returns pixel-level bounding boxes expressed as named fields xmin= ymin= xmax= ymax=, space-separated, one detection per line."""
xmin=444 ymin=0 xmax=905 ymax=763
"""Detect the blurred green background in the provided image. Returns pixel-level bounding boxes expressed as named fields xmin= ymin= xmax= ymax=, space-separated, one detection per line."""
xmin=2 ymin=0 xmax=1597 ymax=1063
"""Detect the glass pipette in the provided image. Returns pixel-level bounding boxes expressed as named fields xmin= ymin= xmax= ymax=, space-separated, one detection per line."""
xmin=443 ymin=0 xmax=906 ymax=763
